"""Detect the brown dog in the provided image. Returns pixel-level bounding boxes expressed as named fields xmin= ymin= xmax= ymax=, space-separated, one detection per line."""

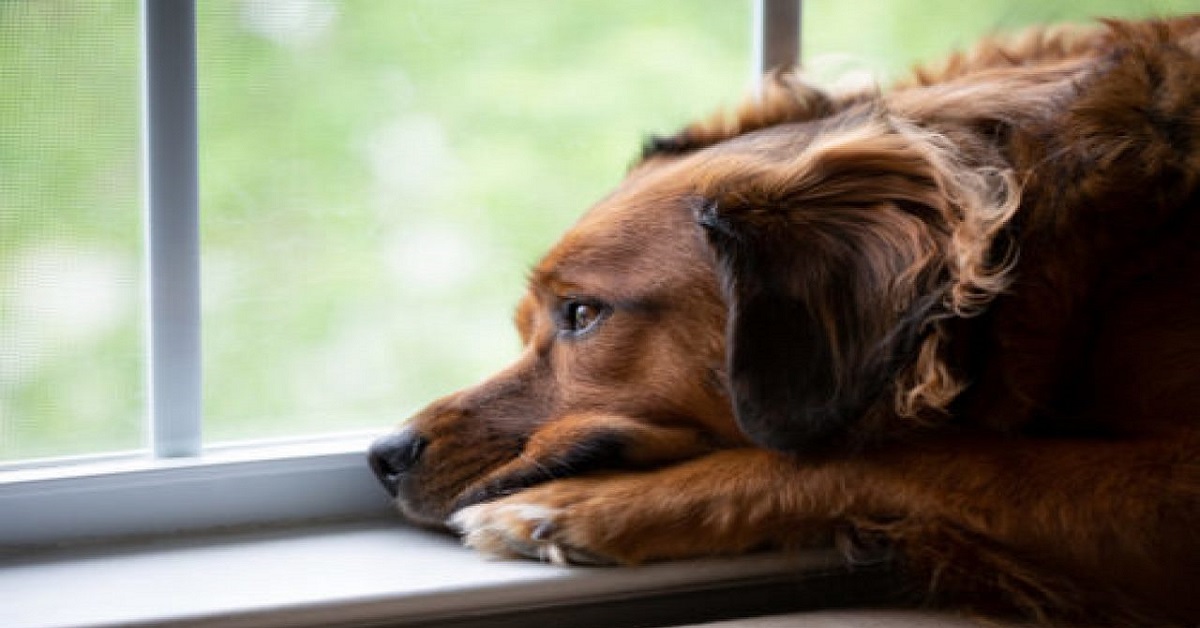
xmin=369 ymin=17 xmax=1200 ymax=626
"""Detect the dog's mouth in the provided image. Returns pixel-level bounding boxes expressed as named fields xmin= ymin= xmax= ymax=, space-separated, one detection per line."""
xmin=447 ymin=432 xmax=626 ymax=515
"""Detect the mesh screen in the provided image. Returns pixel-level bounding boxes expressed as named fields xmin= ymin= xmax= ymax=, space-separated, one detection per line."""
xmin=0 ymin=1 xmax=143 ymax=461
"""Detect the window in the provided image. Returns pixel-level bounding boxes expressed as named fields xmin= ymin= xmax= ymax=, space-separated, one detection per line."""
xmin=803 ymin=0 xmax=1195 ymax=85
xmin=2 ymin=0 xmax=748 ymax=466
xmin=1 ymin=0 xmax=1188 ymax=546
xmin=0 ymin=0 xmax=753 ymax=547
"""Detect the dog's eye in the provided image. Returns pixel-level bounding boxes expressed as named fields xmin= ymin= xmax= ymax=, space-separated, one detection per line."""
xmin=561 ymin=300 xmax=606 ymax=336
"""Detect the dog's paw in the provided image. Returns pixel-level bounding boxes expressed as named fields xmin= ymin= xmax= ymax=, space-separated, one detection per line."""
xmin=450 ymin=497 xmax=618 ymax=566
xmin=448 ymin=476 xmax=643 ymax=566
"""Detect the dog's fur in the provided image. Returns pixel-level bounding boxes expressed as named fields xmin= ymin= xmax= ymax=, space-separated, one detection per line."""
xmin=370 ymin=17 xmax=1200 ymax=626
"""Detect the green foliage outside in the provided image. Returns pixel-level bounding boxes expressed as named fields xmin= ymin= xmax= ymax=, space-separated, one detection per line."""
xmin=1 ymin=0 xmax=1193 ymax=460
xmin=1 ymin=2 xmax=142 ymax=460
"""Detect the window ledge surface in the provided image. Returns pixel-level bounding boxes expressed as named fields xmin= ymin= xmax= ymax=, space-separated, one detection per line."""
xmin=0 ymin=520 xmax=884 ymax=628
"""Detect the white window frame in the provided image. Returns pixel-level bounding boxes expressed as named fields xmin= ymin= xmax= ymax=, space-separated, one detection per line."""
xmin=0 ymin=0 xmax=801 ymax=549
xmin=144 ymin=0 xmax=202 ymax=460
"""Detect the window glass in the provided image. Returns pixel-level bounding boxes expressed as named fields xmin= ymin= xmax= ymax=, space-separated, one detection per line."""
xmin=0 ymin=1 xmax=143 ymax=461
xmin=8 ymin=0 xmax=1187 ymax=460
xmin=196 ymin=1 xmax=749 ymax=442
xmin=803 ymin=0 xmax=1196 ymax=84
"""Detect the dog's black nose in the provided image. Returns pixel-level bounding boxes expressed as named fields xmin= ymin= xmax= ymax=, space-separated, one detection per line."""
xmin=368 ymin=427 xmax=427 ymax=497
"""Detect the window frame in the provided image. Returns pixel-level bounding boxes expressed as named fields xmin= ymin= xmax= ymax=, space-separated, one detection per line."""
xmin=144 ymin=0 xmax=202 ymax=459
xmin=0 ymin=0 xmax=801 ymax=549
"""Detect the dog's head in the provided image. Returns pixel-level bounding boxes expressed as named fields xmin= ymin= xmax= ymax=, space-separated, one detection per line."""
xmin=369 ymin=82 xmax=1019 ymax=527
xmin=368 ymin=158 xmax=739 ymax=526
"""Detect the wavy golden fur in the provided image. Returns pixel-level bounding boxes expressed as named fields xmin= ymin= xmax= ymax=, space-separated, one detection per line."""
xmin=370 ymin=16 xmax=1200 ymax=626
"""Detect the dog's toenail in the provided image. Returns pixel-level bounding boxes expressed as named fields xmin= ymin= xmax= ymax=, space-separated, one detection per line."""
xmin=531 ymin=520 xmax=557 ymax=541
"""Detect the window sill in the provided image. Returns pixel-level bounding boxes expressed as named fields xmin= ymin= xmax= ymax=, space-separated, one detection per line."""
xmin=1 ymin=435 xmax=899 ymax=626
xmin=0 ymin=435 xmax=390 ymax=547
xmin=0 ymin=519 xmax=897 ymax=628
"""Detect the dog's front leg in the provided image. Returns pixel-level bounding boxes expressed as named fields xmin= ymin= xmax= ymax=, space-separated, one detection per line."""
xmin=450 ymin=437 xmax=1199 ymax=624
xmin=449 ymin=448 xmax=837 ymax=565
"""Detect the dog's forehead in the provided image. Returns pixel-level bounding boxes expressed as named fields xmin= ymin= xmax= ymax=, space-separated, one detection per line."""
xmin=532 ymin=163 xmax=705 ymax=295
xmin=528 ymin=125 xmax=809 ymax=297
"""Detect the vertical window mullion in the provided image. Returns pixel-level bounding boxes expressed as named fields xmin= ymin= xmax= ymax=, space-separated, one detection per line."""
xmin=753 ymin=0 xmax=801 ymax=83
xmin=143 ymin=0 xmax=201 ymax=458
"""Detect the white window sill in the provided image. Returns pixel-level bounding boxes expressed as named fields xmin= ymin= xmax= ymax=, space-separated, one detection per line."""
xmin=1 ymin=435 xmax=898 ymax=626
xmin=0 ymin=519 xmax=889 ymax=628
xmin=0 ymin=435 xmax=390 ymax=547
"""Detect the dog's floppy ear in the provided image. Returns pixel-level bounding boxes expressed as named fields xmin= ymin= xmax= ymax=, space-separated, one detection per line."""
xmin=696 ymin=115 xmax=1018 ymax=453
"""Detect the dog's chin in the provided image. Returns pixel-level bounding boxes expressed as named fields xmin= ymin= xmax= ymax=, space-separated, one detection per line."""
xmin=391 ymin=474 xmax=548 ymax=530
xmin=393 ymin=496 xmax=452 ymax=530
xmin=392 ymin=478 xmax=467 ymax=530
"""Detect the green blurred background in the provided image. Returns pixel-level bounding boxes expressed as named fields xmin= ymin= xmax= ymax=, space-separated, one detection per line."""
xmin=1 ymin=0 xmax=1193 ymax=460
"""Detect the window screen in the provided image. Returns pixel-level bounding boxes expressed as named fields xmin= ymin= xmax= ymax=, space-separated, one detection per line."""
xmin=803 ymin=0 xmax=1198 ymax=84
xmin=4 ymin=0 xmax=1188 ymax=461
xmin=0 ymin=1 xmax=143 ymax=461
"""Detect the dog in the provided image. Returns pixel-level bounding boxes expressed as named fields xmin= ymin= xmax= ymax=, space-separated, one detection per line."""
xmin=369 ymin=16 xmax=1200 ymax=626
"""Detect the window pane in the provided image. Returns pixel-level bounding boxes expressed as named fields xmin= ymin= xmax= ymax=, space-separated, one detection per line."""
xmin=197 ymin=1 xmax=748 ymax=442
xmin=0 ymin=1 xmax=143 ymax=461
xmin=803 ymin=0 xmax=1195 ymax=84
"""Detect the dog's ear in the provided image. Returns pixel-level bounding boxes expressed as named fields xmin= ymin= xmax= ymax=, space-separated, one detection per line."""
xmin=696 ymin=116 xmax=1018 ymax=453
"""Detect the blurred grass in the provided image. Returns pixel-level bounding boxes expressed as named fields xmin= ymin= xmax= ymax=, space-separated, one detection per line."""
xmin=2 ymin=0 xmax=1194 ymax=459
xmin=0 ymin=1 xmax=142 ymax=460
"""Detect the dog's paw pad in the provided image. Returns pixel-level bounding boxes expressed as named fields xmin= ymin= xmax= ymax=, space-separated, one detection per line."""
xmin=449 ymin=501 xmax=614 ymax=566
